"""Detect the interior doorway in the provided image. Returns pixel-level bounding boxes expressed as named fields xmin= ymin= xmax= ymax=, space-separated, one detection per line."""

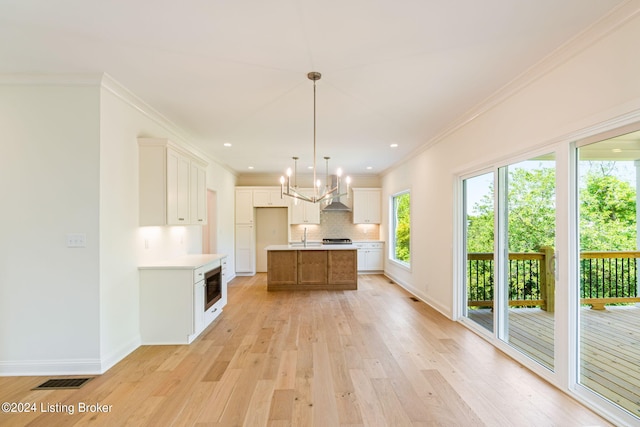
xmin=203 ymin=189 xmax=217 ymax=254
xmin=255 ymin=207 xmax=288 ymax=272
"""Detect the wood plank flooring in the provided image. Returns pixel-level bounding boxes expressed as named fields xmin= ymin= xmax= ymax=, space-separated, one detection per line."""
xmin=0 ymin=274 xmax=612 ymax=426
xmin=469 ymin=304 xmax=640 ymax=418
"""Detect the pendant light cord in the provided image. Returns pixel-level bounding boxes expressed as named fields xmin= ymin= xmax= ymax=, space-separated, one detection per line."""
xmin=313 ymin=77 xmax=317 ymax=198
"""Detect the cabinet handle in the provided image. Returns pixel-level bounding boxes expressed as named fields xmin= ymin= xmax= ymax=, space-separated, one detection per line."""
xmin=198 ymin=219 xmax=203 ymax=222
xmin=179 ymin=218 xmax=185 ymax=221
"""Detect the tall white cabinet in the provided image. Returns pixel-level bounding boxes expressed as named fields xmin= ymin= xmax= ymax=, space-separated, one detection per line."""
xmin=235 ymin=188 xmax=256 ymax=275
xmin=138 ymin=138 xmax=208 ymax=226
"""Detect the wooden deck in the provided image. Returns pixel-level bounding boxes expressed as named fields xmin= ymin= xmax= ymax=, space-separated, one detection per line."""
xmin=468 ymin=305 xmax=640 ymax=418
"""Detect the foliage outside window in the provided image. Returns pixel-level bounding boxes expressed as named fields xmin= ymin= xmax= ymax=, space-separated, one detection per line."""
xmin=392 ymin=191 xmax=411 ymax=265
xmin=466 ymin=161 xmax=636 ymax=253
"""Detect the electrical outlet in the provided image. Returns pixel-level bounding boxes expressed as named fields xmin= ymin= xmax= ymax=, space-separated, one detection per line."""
xmin=67 ymin=233 xmax=87 ymax=248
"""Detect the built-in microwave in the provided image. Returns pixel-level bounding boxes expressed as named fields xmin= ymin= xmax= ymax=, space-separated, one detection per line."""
xmin=204 ymin=266 xmax=222 ymax=311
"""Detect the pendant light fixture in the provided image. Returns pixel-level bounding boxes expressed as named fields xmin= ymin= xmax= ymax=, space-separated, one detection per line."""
xmin=280 ymin=72 xmax=351 ymax=203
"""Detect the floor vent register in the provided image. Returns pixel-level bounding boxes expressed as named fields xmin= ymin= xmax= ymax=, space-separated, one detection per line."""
xmin=33 ymin=378 xmax=93 ymax=390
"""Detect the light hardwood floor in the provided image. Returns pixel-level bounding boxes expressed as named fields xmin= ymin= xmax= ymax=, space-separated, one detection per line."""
xmin=0 ymin=274 xmax=612 ymax=426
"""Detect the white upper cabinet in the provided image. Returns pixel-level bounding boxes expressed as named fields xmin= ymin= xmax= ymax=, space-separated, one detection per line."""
xmin=190 ymin=161 xmax=207 ymax=224
xmin=166 ymin=148 xmax=191 ymax=225
xmin=253 ymin=188 xmax=289 ymax=207
xmin=290 ymin=189 xmax=320 ymax=224
xmin=352 ymin=188 xmax=381 ymax=224
xmin=235 ymin=189 xmax=254 ymax=224
xmin=138 ymin=138 xmax=208 ymax=226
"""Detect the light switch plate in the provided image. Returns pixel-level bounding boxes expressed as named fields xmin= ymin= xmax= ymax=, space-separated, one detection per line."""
xmin=67 ymin=233 xmax=87 ymax=248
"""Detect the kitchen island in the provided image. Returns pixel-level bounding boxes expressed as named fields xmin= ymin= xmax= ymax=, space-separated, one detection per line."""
xmin=265 ymin=244 xmax=358 ymax=291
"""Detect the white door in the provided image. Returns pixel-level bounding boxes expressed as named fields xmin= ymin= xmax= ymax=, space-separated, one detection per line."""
xmin=255 ymin=208 xmax=288 ymax=272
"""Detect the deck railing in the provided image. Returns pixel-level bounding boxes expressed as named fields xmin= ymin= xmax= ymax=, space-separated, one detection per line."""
xmin=467 ymin=249 xmax=640 ymax=311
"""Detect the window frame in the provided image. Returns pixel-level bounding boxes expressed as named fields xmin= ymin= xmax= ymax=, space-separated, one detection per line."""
xmin=390 ymin=189 xmax=411 ymax=268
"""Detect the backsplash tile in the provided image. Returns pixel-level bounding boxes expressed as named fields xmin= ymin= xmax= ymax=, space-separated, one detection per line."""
xmin=290 ymin=211 xmax=381 ymax=242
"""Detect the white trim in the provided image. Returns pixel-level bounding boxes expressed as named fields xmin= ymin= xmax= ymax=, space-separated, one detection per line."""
xmin=99 ymin=336 xmax=141 ymax=374
xmin=389 ymin=189 xmax=411 ymax=268
xmin=381 ymin=0 xmax=640 ymax=178
xmin=384 ymin=273 xmax=451 ymax=319
xmin=99 ymin=74 xmax=236 ymax=176
xmin=0 ymin=73 xmax=103 ymax=86
xmin=0 ymin=359 xmax=103 ymax=377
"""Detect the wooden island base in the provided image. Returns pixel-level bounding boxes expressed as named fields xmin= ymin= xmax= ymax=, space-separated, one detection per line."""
xmin=267 ymin=249 xmax=358 ymax=291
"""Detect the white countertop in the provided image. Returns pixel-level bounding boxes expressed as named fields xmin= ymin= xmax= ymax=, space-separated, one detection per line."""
xmin=265 ymin=244 xmax=357 ymax=251
xmin=139 ymin=254 xmax=226 ymax=269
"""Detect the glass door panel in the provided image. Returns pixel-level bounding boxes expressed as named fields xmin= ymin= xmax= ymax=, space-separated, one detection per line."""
xmin=578 ymin=133 xmax=640 ymax=417
xmin=500 ymin=156 xmax=556 ymax=370
xmin=463 ymin=172 xmax=495 ymax=332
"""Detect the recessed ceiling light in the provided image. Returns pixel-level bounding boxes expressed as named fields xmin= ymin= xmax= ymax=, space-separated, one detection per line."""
xmin=223 ymin=142 xmax=232 ymax=147
xmin=307 ymin=166 xmax=313 ymax=170
xmin=366 ymin=166 xmax=373 ymax=170
xmin=248 ymin=166 xmax=254 ymax=170
xmin=612 ymin=148 xmax=622 ymax=153
xmin=390 ymin=143 xmax=398 ymax=148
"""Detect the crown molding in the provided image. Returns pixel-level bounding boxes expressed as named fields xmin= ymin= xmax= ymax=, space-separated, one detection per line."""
xmin=0 ymin=72 xmax=103 ymax=86
xmin=383 ymin=0 xmax=640 ymax=177
xmin=99 ymin=74 xmax=238 ymax=177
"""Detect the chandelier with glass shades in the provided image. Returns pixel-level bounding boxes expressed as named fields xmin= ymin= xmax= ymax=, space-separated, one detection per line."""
xmin=280 ymin=71 xmax=351 ymax=203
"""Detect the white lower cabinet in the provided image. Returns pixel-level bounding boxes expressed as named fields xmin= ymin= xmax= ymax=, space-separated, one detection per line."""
xmin=193 ymin=279 xmax=205 ymax=337
xmin=139 ymin=256 xmax=227 ymax=344
xmin=355 ymin=242 xmax=384 ymax=272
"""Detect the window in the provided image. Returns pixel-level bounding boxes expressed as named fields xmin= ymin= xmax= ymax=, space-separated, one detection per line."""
xmin=392 ymin=191 xmax=411 ymax=265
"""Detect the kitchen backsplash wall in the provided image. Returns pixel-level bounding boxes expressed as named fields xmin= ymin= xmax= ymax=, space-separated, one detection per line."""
xmin=290 ymin=211 xmax=381 ymax=242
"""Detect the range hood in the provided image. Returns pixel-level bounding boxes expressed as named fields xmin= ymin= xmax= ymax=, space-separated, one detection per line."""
xmin=323 ymin=199 xmax=351 ymax=211
xmin=322 ymin=175 xmax=351 ymax=212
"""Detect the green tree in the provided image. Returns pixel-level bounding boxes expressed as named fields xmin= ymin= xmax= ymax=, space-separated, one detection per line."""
xmin=579 ymin=163 xmax=636 ymax=251
xmin=466 ymin=162 xmax=637 ymax=252
xmin=506 ymin=167 xmax=556 ymax=252
xmin=394 ymin=193 xmax=410 ymax=262
xmin=466 ymin=189 xmax=494 ymax=253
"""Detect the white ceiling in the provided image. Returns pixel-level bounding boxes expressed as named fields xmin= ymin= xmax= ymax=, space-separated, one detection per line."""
xmin=0 ymin=0 xmax=624 ymax=177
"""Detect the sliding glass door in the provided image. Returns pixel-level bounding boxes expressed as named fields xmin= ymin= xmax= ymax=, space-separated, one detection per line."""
xmin=461 ymin=128 xmax=640 ymax=424
xmin=462 ymin=155 xmax=556 ymax=370
xmin=577 ymin=132 xmax=640 ymax=417
xmin=501 ymin=156 xmax=556 ymax=370
xmin=463 ymin=172 xmax=495 ymax=332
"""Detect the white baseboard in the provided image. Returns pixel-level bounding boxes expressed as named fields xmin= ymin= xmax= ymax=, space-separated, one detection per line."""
xmin=383 ymin=272 xmax=453 ymax=319
xmin=0 ymin=359 xmax=103 ymax=377
xmin=99 ymin=335 xmax=141 ymax=373
xmin=0 ymin=336 xmax=141 ymax=377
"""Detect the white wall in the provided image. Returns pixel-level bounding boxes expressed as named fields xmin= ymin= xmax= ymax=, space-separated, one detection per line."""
xmin=0 ymin=81 xmax=102 ymax=373
xmin=201 ymin=147 xmax=237 ymax=278
xmin=382 ymin=4 xmax=640 ymax=318
xmin=98 ymin=78 xmax=205 ymax=371
xmin=0 ymin=75 xmax=238 ymax=375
